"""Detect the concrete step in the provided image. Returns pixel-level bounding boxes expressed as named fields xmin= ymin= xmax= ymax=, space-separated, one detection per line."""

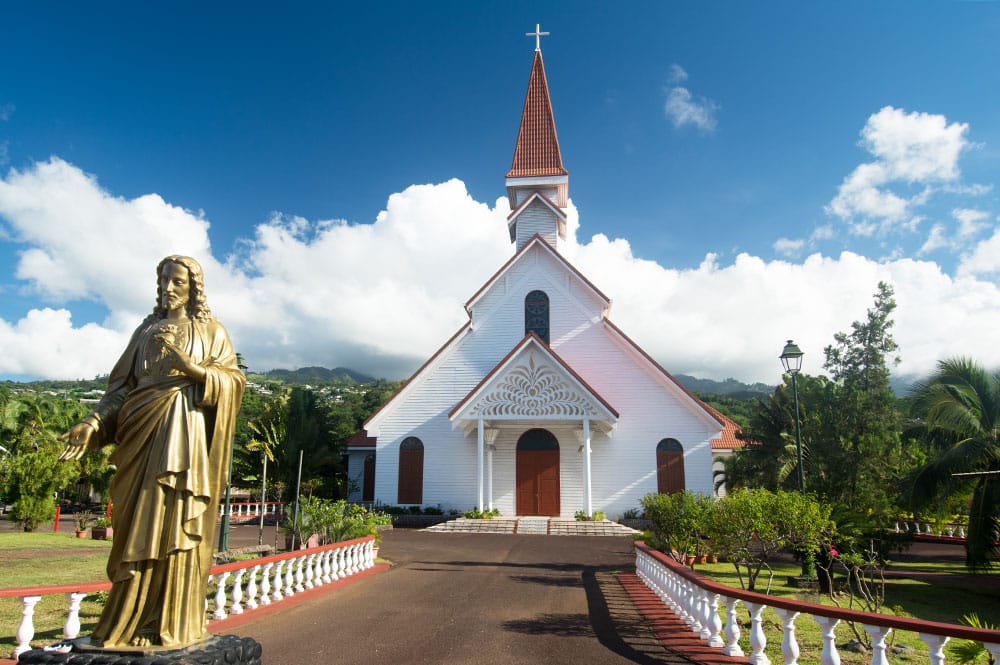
xmin=516 ymin=517 xmax=550 ymax=535
xmin=424 ymin=518 xmax=517 ymax=534
xmin=421 ymin=517 xmax=641 ymax=537
xmin=548 ymin=519 xmax=642 ymax=537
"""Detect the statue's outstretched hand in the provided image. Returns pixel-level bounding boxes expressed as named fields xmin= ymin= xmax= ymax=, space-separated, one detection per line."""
xmin=58 ymin=422 xmax=96 ymax=461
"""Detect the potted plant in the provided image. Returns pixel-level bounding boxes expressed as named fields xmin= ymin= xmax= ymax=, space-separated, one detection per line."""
xmin=92 ymin=516 xmax=113 ymax=540
xmin=73 ymin=510 xmax=94 ymax=537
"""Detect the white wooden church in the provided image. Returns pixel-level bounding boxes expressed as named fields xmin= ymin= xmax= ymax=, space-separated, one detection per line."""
xmin=346 ymin=35 xmax=733 ymax=519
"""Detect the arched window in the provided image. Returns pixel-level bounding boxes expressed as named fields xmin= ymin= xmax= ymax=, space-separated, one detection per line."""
xmin=656 ymin=438 xmax=685 ymax=494
xmin=525 ymin=290 xmax=550 ymax=344
xmin=398 ymin=437 xmax=424 ymax=504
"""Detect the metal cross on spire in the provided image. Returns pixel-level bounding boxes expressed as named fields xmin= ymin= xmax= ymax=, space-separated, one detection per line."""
xmin=526 ymin=23 xmax=549 ymax=51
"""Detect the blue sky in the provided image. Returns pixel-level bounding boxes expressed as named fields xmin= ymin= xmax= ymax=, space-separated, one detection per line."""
xmin=2 ymin=1 xmax=1000 ymax=384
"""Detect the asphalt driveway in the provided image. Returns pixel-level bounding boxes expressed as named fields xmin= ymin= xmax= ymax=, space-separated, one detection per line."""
xmin=234 ymin=529 xmax=682 ymax=665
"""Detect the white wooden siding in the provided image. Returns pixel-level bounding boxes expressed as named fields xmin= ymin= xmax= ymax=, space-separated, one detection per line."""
xmin=369 ymin=241 xmax=719 ymax=517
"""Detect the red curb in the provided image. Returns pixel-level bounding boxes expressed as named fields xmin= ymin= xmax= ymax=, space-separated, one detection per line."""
xmin=618 ymin=572 xmax=746 ymax=665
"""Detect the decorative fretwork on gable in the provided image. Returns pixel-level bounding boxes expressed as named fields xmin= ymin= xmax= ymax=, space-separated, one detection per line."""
xmin=471 ymin=353 xmax=595 ymax=418
xmin=450 ymin=336 xmax=618 ymax=433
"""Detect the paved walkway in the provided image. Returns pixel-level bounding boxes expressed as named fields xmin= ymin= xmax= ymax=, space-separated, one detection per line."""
xmin=232 ymin=529 xmax=709 ymax=665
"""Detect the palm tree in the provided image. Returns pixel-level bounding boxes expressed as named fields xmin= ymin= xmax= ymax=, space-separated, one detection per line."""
xmin=908 ymin=357 xmax=1000 ymax=569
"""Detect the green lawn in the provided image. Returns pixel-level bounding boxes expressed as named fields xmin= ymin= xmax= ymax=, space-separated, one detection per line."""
xmin=0 ymin=532 xmax=112 ymax=587
xmin=0 ymin=532 xmax=112 ymax=655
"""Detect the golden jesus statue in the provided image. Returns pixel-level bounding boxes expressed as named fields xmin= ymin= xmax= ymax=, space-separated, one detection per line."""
xmin=60 ymin=255 xmax=245 ymax=648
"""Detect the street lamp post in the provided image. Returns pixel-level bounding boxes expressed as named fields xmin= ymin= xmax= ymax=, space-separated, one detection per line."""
xmin=780 ymin=339 xmax=813 ymax=581
xmin=779 ymin=340 xmax=805 ymax=493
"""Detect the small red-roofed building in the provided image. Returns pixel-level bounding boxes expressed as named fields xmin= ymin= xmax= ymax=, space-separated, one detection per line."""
xmin=346 ymin=36 xmax=726 ymax=518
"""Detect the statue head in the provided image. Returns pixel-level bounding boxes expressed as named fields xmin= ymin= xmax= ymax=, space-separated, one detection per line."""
xmin=153 ymin=255 xmax=212 ymax=321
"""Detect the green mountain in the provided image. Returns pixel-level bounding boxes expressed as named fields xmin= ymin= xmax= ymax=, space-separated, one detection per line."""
xmin=253 ymin=366 xmax=376 ymax=385
xmin=673 ymin=374 xmax=774 ymax=398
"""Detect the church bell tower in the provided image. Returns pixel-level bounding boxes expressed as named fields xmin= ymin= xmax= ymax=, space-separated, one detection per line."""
xmin=505 ymin=25 xmax=569 ymax=252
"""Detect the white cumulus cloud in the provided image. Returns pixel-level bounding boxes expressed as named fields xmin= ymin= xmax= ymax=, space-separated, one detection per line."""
xmin=827 ymin=107 xmax=972 ymax=235
xmin=3 ymin=158 xmax=1000 ymax=385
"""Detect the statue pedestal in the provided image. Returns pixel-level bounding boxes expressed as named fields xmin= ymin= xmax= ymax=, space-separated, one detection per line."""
xmin=18 ymin=634 xmax=262 ymax=665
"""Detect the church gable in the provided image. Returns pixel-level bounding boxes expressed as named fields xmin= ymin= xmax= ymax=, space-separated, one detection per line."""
xmin=466 ymin=236 xmax=609 ymax=327
xmin=450 ymin=334 xmax=617 ymax=431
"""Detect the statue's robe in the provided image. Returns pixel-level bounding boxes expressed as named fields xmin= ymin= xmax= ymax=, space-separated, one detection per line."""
xmin=87 ymin=315 xmax=244 ymax=647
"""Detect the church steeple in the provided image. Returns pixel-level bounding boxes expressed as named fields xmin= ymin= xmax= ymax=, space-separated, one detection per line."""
xmin=505 ymin=25 xmax=569 ymax=251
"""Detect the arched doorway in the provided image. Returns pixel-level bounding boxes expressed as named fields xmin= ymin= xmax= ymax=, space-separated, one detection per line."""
xmin=516 ymin=428 xmax=560 ymax=516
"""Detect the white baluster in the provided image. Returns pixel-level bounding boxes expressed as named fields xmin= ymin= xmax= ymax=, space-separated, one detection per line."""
xmin=246 ymin=564 xmax=261 ymax=609
xmin=722 ymin=596 xmax=744 ymax=657
xmin=304 ymin=553 xmax=316 ymax=589
xmin=814 ymin=616 xmax=841 ymax=665
xmin=958 ymin=525 xmax=966 ymax=538
xmin=705 ymin=592 xmax=723 ymax=648
xmin=920 ymin=633 xmax=949 ymax=665
xmin=675 ymin=579 xmax=691 ymax=624
xmin=350 ymin=544 xmax=360 ymax=574
xmin=774 ymin=608 xmax=800 ymax=665
xmin=294 ymin=555 xmax=306 ymax=592
xmin=695 ymin=589 xmax=710 ymax=639
xmin=230 ymin=569 xmax=246 ymax=615
xmin=271 ymin=560 xmax=285 ymax=601
xmin=213 ymin=572 xmax=230 ymax=620
xmin=64 ymin=591 xmax=87 ymax=639
xmin=260 ymin=562 xmax=273 ymax=605
xmin=321 ymin=549 xmax=332 ymax=583
xmin=688 ymin=581 xmax=701 ymax=630
xmin=341 ymin=545 xmax=350 ymax=577
xmin=313 ymin=550 xmax=325 ymax=584
xmin=284 ymin=556 xmax=296 ymax=596
xmin=745 ymin=602 xmax=771 ymax=665
xmin=863 ymin=625 xmax=891 ymax=665
xmin=13 ymin=595 xmax=42 ymax=658
xmin=331 ymin=547 xmax=341 ymax=581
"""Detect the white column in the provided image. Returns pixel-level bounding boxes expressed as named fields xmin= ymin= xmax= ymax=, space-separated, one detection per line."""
xmin=583 ymin=418 xmax=592 ymax=517
xmin=477 ymin=416 xmax=485 ymax=511
xmin=484 ymin=428 xmax=499 ymax=511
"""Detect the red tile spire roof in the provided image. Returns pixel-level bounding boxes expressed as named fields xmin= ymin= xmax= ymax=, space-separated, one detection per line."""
xmin=506 ymin=49 xmax=568 ymax=178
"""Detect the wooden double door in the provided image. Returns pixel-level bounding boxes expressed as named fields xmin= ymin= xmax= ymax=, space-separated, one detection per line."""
xmin=515 ymin=429 xmax=560 ymax=516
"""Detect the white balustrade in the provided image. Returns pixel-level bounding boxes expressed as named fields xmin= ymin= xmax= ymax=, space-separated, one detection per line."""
xmin=4 ymin=536 xmax=376 ymax=660
xmin=633 ymin=543 xmax=1000 ymax=665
